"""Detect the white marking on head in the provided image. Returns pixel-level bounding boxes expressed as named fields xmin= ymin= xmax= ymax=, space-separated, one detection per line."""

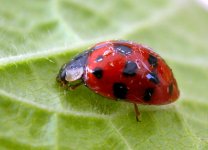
xmin=65 ymin=67 xmax=84 ymax=82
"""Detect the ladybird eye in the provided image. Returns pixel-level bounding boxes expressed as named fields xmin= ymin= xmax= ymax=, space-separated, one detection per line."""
xmin=57 ymin=64 xmax=67 ymax=83
xmin=60 ymin=69 xmax=66 ymax=81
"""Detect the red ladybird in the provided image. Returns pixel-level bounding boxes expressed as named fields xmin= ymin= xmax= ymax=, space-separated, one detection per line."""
xmin=57 ymin=40 xmax=180 ymax=121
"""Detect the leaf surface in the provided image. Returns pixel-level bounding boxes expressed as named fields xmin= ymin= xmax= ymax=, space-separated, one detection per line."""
xmin=0 ymin=0 xmax=208 ymax=149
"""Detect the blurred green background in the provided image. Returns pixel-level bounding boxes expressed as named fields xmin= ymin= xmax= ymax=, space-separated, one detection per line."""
xmin=0 ymin=0 xmax=208 ymax=149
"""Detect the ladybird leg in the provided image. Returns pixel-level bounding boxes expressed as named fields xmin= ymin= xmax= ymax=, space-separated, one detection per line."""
xmin=133 ymin=103 xmax=141 ymax=122
xmin=68 ymin=82 xmax=83 ymax=90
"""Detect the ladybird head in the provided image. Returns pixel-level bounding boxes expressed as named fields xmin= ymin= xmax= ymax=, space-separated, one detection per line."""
xmin=56 ymin=50 xmax=90 ymax=88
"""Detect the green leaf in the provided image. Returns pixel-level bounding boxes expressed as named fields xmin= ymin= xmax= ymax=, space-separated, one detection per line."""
xmin=0 ymin=0 xmax=207 ymax=149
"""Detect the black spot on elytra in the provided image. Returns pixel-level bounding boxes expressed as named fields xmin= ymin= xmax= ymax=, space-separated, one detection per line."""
xmin=95 ymin=55 xmax=103 ymax=62
xmin=123 ymin=61 xmax=138 ymax=76
xmin=114 ymin=45 xmax=132 ymax=55
xmin=92 ymin=67 xmax=103 ymax=79
xmin=146 ymin=72 xmax=159 ymax=84
xmin=143 ymin=88 xmax=154 ymax=101
xmin=113 ymin=83 xmax=128 ymax=99
xmin=168 ymin=83 xmax=173 ymax=95
xmin=148 ymin=54 xmax=158 ymax=67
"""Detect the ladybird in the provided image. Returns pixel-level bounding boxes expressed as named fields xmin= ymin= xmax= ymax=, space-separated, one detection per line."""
xmin=57 ymin=40 xmax=180 ymax=121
